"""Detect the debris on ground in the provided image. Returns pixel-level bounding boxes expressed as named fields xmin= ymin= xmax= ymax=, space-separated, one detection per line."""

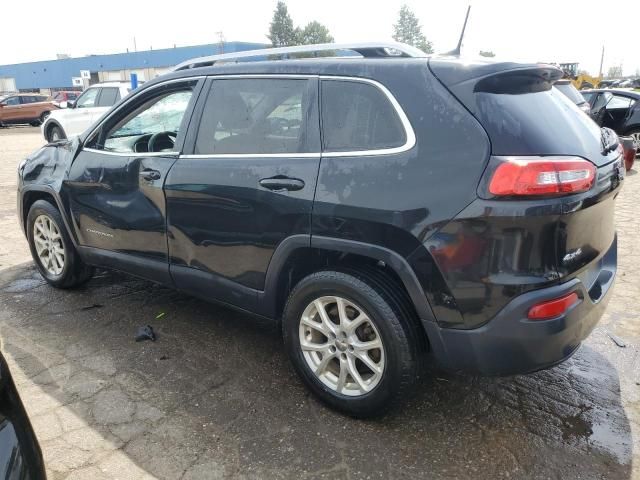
xmin=156 ymin=312 xmax=165 ymax=319
xmin=135 ymin=325 xmax=156 ymax=342
xmin=607 ymin=332 xmax=626 ymax=348
xmin=81 ymin=304 xmax=103 ymax=311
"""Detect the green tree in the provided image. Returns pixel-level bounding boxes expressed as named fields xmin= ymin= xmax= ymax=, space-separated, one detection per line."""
xmin=296 ymin=21 xmax=334 ymax=45
xmin=479 ymin=50 xmax=495 ymax=58
xmin=267 ymin=1 xmax=297 ymax=47
xmin=392 ymin=5 xmax=433 ymax=54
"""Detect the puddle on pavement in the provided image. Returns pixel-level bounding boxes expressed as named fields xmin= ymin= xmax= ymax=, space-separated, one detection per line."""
xmin=589 ymin=418 xmax=632 ymax=464
xmin=2 ymin=278 xmax=45 ymax=293
xmin=561 ymin=412 xmax=593 ymax=440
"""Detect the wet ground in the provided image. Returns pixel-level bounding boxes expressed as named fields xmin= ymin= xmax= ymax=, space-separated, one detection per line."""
xmin=1 ymin=127 xmax=639 ymax=479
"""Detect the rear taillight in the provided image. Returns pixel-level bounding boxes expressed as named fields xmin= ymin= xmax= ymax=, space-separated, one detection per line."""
xmin=489 ymin=157 xmax=596 ymax=197
xmin=528 ymin=292 xmax=580 ymax=320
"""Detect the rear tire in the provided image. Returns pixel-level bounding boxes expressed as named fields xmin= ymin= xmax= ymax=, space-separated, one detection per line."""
xmin=282 ymin=270 xmax=419 ymax=418
xmin=26 ymin=200 xmax=94 ymax=288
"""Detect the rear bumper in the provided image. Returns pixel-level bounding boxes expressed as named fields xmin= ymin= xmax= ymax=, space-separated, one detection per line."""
xmin=424 ymin=235 xmax=616 ymax=375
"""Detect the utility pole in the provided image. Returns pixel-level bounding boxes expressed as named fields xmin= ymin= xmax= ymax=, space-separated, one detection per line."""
xmin=598 ymin=45 xmax=605 ymax=78
xmin=133 ymin=37 xmax=137 ymax=52
xmin=216 ymin=31 xmax=225 ymax=54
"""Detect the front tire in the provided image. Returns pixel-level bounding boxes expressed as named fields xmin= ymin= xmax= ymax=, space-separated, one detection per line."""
xmin=27 ymin=200 xmax=93 ymax=288
xmin=48 ymin=124 xmax=65 ymax=142
xmin=627 ymin=128 xmax=640 ymax=157
xmin=283 ymin=271 xmax=419 ymax=418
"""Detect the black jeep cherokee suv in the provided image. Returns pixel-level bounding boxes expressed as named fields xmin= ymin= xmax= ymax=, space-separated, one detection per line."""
xmin=17 ymin=43 xmax=623 ymax=417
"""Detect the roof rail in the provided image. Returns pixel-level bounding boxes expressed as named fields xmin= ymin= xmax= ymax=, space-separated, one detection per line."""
xmin=173 ymin=42 xmax=426 ymax=71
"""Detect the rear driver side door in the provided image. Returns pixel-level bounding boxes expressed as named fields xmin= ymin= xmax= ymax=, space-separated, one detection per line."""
xmin=165 ymin=76 xmax=320 ymax=311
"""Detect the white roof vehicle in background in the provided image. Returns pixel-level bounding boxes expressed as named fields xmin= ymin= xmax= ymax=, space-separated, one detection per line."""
xmin=42 ymin=82 xmax=131 ymax=142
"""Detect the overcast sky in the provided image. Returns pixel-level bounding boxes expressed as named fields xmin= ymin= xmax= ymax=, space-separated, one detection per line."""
xmin=3 ymin=0 xmax=639 ymax=76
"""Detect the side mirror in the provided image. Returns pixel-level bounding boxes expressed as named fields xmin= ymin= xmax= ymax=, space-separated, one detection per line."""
xmin=59 ymin=101 xmax=68 ymax=109
xmin=67 ymin=100 xmax=76 ymax=109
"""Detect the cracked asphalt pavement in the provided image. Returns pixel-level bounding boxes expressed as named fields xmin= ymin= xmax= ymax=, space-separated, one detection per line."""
xmin=1 ymin=127 xmax=639 ymax=479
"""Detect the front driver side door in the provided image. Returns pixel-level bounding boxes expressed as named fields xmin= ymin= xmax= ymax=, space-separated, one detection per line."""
xmin=600 ymin=94 xmax=635 ymax=133
xmin=64 ymin=79 xmax=203 ymax=284
xmin=0 ymin=96 xmax=23 ymax=123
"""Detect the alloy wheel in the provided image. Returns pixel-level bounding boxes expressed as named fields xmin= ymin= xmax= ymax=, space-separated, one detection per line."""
xmin=299 ymin=296 xmax=385 ymax=397
xmin=33 ymin=214 xmax=65 ymax=276
xmin=631 ymin=131 xmax=640 ymax=157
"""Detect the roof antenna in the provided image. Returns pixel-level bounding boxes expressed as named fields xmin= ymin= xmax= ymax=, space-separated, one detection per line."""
xmin=445 ymin=5 xmax=471 ymax=56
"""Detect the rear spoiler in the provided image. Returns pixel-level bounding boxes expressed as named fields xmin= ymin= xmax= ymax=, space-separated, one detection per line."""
xmin=428 ymin=58 xmax=563 ymax=115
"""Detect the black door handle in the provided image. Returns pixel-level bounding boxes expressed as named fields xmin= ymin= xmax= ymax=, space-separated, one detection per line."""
xmin=140 ymin=169 xmax=161 ymax=181
xmin=259 ymin=176 xmax=305 ymax=192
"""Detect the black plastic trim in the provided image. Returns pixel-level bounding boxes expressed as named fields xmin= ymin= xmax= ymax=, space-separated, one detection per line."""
xmin=78 ymin=246 xmax=172 ymax=285
xmin=310 ymin=236 xmax=437 ymax=324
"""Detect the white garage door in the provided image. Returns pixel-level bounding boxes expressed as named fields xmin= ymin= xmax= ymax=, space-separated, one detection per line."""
xmin=0 ymin=77 xmax=16 ymax=92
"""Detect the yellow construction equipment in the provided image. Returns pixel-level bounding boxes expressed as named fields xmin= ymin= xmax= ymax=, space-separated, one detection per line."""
xmin=558 ymin=63 xmax=601 ymax=89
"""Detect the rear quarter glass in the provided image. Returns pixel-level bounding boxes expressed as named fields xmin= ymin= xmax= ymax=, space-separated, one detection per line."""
xmin=474 ymin=88 xmax=606 ymax=160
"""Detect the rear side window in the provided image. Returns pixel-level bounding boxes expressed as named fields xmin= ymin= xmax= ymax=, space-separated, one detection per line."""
xmin=606 ymin=95 xmax=635 ymax=110
xmin=97 ymin=87 xmax=120 ymax=107
xmin=554 ymin=83 xmax=585 ymax=105
xmin=474 ymin=87 xmax=603 ymax=156
xmin=321 ymin=80 xmax=406 ymax=152
xmin=195 ymin=78 xmax=318 ymax=155
xmin=4 ymin=97 xmax=20 ymax=106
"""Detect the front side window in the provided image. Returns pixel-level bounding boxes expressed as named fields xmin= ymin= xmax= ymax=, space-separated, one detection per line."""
xmin=321 ymin=80 xmax=406 ymax=152
xmin=3 ymin=96 xmax=20 ymax=106
xmin=76 ymin=88 xmax=99 ymax=108
xmin=94 ymin=88 xmax=193 ymax=153
xmin=194 ymin=78 xmax=315 ymax=155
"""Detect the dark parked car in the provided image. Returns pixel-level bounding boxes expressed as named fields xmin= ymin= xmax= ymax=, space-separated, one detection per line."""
xmin=16 ymin=43 xmax=624 ymax=417
xmin=582 ymin=89 xmax=640 ymax=155
xmin=554 ymin=79 xmax=590 ymax=114
xmin=0 ymin=351 xmax=46 ymax=479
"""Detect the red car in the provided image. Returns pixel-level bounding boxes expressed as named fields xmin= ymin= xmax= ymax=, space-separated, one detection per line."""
xmin=620 ymin=136 xmax=636 ymax=171
xmin=52 ymin=91 xmax=81 ymax=103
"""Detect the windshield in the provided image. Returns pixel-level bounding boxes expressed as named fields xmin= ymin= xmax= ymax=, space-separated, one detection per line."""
xmin=554 ymin=83 xmax=586 ymax=105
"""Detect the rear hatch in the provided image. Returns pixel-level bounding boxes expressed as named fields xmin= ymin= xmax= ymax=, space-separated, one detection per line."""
xmin=429 ymin=58 xmax=622 ymax=290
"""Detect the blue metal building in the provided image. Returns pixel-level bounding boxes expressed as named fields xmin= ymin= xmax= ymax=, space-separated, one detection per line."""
xmin=0 ymin=42 xmax=267 ymax=90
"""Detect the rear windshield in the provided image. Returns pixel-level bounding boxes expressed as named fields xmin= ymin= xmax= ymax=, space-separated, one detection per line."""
xmin=554 ymin=83 xmax=586 ymax=105
xmin=474 ymin=87 xmax=603 ymax=157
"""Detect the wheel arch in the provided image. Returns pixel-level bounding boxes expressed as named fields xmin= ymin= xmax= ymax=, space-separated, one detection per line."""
xmin=623 ymin=124 xmax=640 ymax=135
xmin=43 ymin=119 xmax=65 ymax=142
xmin=21 ymin=186 xmax=77 ymax=247
xmin=260 ymin=235 xmax=437 ymax=341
